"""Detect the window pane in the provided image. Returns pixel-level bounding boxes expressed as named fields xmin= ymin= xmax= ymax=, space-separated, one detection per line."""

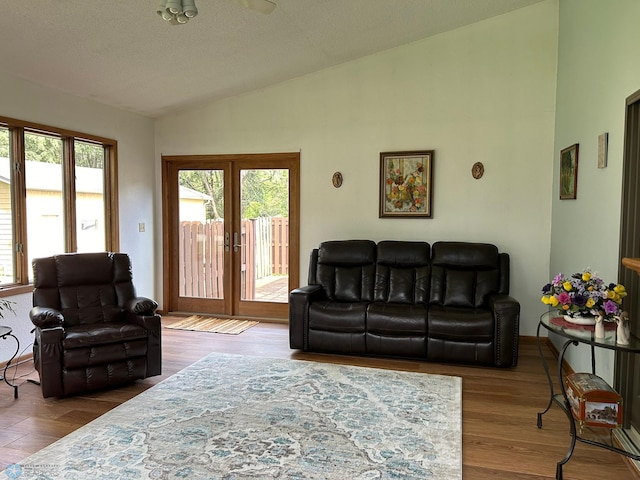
xmin=178 ymin=169 xmax=224 ymax=300
xmin=0 ymin=127 xmax=15 ymax=284
xmin=25 ymin=131 xmax=64 ymax=278
xmin=240 ymin=168 xmax=289 ymax=303
xmin=75 ymin=141 xmax=105 ymax=252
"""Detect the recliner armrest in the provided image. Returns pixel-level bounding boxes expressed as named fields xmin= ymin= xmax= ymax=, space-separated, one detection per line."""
xmin=126 ymin=312 xmax=162 ymax=377
xmin=487 ymin=294 xmax=520 ymax=367
xmin=124 ymin=297 xmax=158 ymax=315
xmin=29 ymin=306 xmax=64 ymax=329
xmin=289 ymin=285 xmax=324 ymax=349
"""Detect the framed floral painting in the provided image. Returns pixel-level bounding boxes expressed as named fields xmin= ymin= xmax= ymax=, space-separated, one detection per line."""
xmin=560 ymin=143 xmax=579 ymax=200
xmin=379 ymin=150 xmax=433 ymax=218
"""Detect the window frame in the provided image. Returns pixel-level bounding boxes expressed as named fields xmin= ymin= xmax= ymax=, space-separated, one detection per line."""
xmin=0 ymin=115 xmax=119 ymax=296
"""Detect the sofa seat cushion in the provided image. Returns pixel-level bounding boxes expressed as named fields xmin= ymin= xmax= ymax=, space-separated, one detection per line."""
xmin=426 ymin=305 xmax=494 ymax=365
xmin=308 ymin=302 xmax=367 ymax=332
xmin=427 ymin=306 xmax=493 ymax=342
xmin=366 ymin=303 xmax=427 ymax=357
xmin=63 ymin=322 xmax=148 ymax=349
xmin=367 ymin=303 xmax=427 ymax=335
xmin=308 ymin=302 xmax=367 ymax=354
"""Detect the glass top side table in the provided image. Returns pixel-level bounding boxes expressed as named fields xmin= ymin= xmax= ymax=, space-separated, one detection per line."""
xmin=536 ymin=311 xmax=640 ymax=479
xmin=1 ymin=325 xmax=20 ymax=399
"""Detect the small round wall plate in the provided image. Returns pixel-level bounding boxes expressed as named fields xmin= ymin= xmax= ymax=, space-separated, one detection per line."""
xmin=332 ymin=172 xmax=343 ymax=188
xmin=472 ymin=162 xmax=484 ymax=179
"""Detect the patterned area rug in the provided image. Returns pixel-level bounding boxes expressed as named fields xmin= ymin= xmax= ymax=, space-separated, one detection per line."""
xmin=164 ymin=315 xmax=259 ymax=334
xmin=2 ymin=354 xmax=462 ymax=479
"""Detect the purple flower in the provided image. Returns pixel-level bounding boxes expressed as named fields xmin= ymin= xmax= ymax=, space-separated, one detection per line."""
xmin=553 ymin=273 xmax=563 ymax=284
xmin=603 ymin=300 xmax=619 ymax=315
xmin=572 ymin=294 xmax=587 ymax=307
xmin=541 ymin=283 xmax=552 ymax=293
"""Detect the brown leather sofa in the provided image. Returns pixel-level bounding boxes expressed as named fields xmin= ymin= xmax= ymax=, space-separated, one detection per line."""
xmin=30 ymin=252 xmax=162 ymax=398
xmin=289 ymin=240 xmax=520 ymax=367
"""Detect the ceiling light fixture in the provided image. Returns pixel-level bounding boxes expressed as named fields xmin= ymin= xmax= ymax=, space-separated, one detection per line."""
xmin=157 ymin=0 xmax=198 ymax=25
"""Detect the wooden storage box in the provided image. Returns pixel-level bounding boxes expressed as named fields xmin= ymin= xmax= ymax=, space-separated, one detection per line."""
xmin=565 ymin=372 xmax=622 ymax=428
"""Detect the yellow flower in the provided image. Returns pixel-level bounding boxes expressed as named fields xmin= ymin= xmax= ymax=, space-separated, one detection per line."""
xmin=614 ymin=284 xmax=627 ymax=297
xmin=582 ymin=272 xmax=591 ymax=282
xmin=562 ymin=304 xmax=570 ymax=310
xmin=541 ymin=296 xmax=550 ymax=305
xmin=587 ymin=286 xmax=594 ymax=291
xmin=607 ymin=290 xmax=616 ymax=299
xmin=586 ymin=298 xmax=595 ymax=308
xmin=563 ymin=281 xmax=572 ymax=291
xmin=550 ymin=296 xmax=559 ymax=307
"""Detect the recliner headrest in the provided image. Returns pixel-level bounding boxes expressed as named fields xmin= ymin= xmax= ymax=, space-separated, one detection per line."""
xmin=431 ymin=242 xmax=499 ymax=269
xmin=317 ymin=240 xmax=376 ymax=266
xmin=377 ymin=241 xmax=430 ymax=267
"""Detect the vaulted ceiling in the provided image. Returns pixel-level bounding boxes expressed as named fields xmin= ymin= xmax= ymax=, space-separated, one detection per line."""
xmin=0 ymin=0 xmax=544 ymax=118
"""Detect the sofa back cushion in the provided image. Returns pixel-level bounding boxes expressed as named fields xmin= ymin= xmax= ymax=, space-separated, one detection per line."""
xmin=315 ymin=240 xmax=376 ymax=302
xmin=430 ymin=242 xmax=504 ymax=308
xmin=374 ymin=241 xmax=431 ymax=304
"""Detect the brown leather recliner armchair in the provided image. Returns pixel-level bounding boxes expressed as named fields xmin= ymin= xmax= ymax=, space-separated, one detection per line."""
xmin=29 ymin=252 xmax=161 ymax=398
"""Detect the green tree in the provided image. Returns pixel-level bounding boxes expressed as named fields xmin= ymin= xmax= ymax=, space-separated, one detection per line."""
xmin=178 ymin=168 xmax=289 ymax=221
xmin=241 ymin=169 xmax=288 ymax=219
xmin=0 ymin=129 xmax=8 ymax=158
xmin=0 ymin=130 xmax=103 ymax=168
xmin=179 ymin=169 xmax=224 ymax=220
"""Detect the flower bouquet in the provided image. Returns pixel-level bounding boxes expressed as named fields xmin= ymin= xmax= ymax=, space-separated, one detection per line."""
xmin=541 ymin=269 xmax=626 ymax=324
xmin=385 ymin=160 xmax=427 ymax=212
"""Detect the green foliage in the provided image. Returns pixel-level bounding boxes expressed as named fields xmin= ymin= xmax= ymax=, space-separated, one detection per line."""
xmin=0 ymin=129 xmax=103 ymax=168
xmin=241 ymin=170 xmax=288 ymax=219
xmin=178 ymin=168 xmax=289 ymax=221
xmin=75 ymin=142 xmax=104 ymax=168
xmin=0 ymin=298 xmax=16 ymax=319
xmin=24 ymin=133 xmax=62 ymax=163
xmin=179 ymin=169 xmax=225 ymax=220
xmin=0 ymin=129 xmax=8 ymax=158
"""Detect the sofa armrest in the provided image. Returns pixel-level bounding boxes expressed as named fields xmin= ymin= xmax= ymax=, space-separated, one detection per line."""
xmin=29 ymin=306 xmax=64 ymax=329
xmin=124 ymin=297 xmax=158 ymax=316
xmin=488 ymin=294 xmax=520 ymax=367
xmin=289 ymin=285 xmax=324 ymax=349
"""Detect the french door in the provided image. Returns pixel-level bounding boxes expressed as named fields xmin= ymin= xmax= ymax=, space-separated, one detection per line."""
xmin=162 ymin=153 xmax=299 ymax=320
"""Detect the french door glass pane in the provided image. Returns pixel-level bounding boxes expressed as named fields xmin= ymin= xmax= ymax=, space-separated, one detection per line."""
xmin=25 ymin=132 xmax=64 ymax=280
xmin=240 ymin=169 xmax=289 ymax=303
xmin=178 ymin=169 xmax=224 ymax=299
xmin=0 ymin=127 xmax=14 ymax=284
xmin=75 ymin=140 xmax=106 ymax=252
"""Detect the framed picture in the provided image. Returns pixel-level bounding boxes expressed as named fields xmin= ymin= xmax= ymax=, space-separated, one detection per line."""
xmin=379 ymin=150 xmax=433 ymax=218
xmin=560 ymin=144 xmax=579 ymax=200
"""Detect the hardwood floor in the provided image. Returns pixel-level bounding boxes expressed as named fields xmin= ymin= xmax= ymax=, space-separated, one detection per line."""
xmin=1 ymin=316 xmax=638 ymax=479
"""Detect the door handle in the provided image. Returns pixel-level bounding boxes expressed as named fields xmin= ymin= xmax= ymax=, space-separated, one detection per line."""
xmin=233 ymin=232 xmax=242 ymax=252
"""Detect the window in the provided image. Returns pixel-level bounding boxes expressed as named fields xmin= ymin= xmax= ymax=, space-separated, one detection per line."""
xmin=0 ymin=115 xmax=118 ymax=289
xmin=75 ymin=140 xmax=106 ymax=253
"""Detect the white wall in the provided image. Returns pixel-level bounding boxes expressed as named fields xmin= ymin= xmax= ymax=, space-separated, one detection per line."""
xmin=551 ymin=0 xmax=640 ymax=380
xmin=0 ymin=72 xmax=156 ymax=361
xmin=156 ymin=1 xmax=559 ymax=337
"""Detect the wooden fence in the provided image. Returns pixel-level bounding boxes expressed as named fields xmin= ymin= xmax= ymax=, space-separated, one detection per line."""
xmin=178 ymin=217 xmax=288 ymax=300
